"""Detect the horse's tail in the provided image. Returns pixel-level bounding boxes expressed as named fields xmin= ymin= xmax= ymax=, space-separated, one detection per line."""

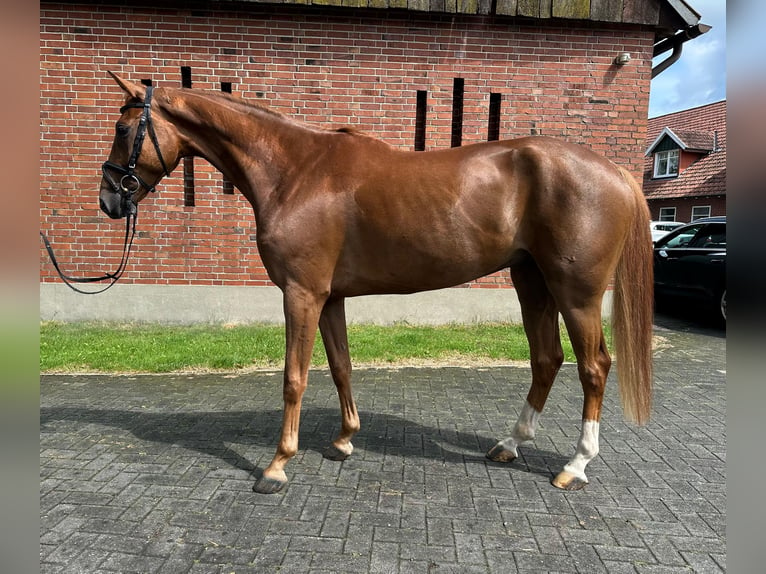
xmin=612 ymin=168 xmax=653 ymax=425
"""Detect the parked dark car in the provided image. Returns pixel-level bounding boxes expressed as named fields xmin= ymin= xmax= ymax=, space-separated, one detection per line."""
xmin=653 ymin=216 xmax=726 ymax=323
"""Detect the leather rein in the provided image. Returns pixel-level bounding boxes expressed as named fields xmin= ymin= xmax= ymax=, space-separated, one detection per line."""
xmin=40 ymin=85 xmax=170 ymax=294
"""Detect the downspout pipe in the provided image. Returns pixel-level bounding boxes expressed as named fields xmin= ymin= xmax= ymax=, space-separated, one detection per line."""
xmin=651 ymin=23 xmax=712 ymax=78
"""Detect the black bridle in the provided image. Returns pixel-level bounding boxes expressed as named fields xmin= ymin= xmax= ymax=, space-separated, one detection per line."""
xmin=101 ymin=84 xmax=170 ymax=201
xmin=40 ymin=85 xmax=170 ymax=294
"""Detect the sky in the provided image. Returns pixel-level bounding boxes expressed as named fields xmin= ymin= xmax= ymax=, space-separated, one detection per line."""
xmin=648 ymin=0 xmax=726 ymax=118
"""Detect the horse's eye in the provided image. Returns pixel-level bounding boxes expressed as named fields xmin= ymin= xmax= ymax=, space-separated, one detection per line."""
xmin=116 ymin=124 xmax=130 ymax=137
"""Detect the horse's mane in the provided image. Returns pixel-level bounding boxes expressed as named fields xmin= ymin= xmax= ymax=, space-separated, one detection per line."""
xmin=178 ymin=88 xmax=374 ymax=138
xmin=181 ymin=89 xmax=287 ymax=120
xmin=335 ymin=126 xmax=372 ymax=137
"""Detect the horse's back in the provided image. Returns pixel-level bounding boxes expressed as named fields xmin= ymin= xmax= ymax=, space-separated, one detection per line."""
xmin=386 ymin=135 xmax=638 ymax=259
xmin=261 ymin=132 xmax=640 ymax=297
xmin=320 ymin=136 xmax=636 ymax=296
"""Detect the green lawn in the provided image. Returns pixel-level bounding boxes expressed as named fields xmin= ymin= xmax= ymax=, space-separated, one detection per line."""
xmin=39 ymin=321 xmax=593 ymax=373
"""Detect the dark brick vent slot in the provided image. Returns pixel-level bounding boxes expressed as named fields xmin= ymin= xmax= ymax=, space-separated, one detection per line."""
xmin=181 ymin=66 xmax=195 ymax=207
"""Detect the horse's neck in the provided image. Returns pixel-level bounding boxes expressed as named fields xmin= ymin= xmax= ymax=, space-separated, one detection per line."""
xmin=170 ymin=91 xmax=307 ymax=211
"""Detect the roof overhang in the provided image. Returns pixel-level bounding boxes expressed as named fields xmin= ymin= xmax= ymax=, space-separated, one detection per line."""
xmin=645 ymin=127 xmax=683 ymax=155
xmin=645 ymin=126 xmax=715 ymax=155
xmin=664 ymin=0 xmax=701 ymax=26
xmin=652 ymin=0 xmax=710 ymax=77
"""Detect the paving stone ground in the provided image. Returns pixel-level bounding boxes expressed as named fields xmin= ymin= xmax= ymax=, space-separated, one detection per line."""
xmin=40 ymin=313 xmax=726 ymax=573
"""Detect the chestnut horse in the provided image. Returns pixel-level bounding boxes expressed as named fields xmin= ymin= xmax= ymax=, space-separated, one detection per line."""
xmin=99 ymin=73 xmax=653 ymax=494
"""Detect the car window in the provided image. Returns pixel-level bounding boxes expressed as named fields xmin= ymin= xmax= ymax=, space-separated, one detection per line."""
xmin=689 ymin=224 xmax=726 ymax=248
xmin=657 ymin=224 xmax=704 ymax=248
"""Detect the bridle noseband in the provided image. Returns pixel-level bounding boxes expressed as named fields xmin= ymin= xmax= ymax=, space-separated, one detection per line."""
xmin=40 ymin=85 xmax=170 ymax=294
xmin=101 ymin=84 xmax=171 ymax=208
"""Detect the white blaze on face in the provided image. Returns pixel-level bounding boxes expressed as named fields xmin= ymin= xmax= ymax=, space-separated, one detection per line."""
xmin=562 ymin=420 xmax=600 ymax=482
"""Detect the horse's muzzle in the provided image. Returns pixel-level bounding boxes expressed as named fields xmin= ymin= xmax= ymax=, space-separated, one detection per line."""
xmin=99 ymin=186 xmax=129 ymax=219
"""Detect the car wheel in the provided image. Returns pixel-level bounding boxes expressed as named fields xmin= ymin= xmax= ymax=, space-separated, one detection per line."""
xmin=718 ymin=289 xmax=726 ymax=323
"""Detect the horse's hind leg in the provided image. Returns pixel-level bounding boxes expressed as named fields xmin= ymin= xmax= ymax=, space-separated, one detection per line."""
xmin=551 ymin=297 xmax=611 ymax=491
xmin=319 ymin=297 xmax=360 ymax=461
xmin=487 ymin=259 xmax=564 ymax=463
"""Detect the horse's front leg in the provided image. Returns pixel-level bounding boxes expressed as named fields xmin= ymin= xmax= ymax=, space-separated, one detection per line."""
xmin=254 ymin=286 xmax=325 ymax=494
xmin=319 ymin=297 xmax=360 ymax=461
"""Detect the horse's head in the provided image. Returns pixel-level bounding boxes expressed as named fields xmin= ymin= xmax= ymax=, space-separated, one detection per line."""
xmin=99 ymin=72 xmax=180 ymax=219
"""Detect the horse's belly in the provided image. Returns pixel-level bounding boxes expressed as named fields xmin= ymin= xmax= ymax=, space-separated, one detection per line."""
xmin=332 ymin=237 xmax=515 ymax=296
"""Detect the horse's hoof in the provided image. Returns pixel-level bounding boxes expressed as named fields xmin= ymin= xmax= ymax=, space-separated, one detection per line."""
xmin=323 ymin=443 xmax=352 ymax=461
xmin=486 ymin=443 xmax=517 ymax=463
xmin=551 ymin=470 xmax=588 ymax=491
xmin=253 ymin=475 xmax=288 ymax=494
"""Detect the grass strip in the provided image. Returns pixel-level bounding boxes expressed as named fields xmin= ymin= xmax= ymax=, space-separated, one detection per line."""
xmin=40 ymin=321 xmax=591 ymax=373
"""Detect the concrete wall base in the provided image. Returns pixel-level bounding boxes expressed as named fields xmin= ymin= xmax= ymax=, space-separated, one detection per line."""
xmin=40 ymin=283 xmax=613 ymax=325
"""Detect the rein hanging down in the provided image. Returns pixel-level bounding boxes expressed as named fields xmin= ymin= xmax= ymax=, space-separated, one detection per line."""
xmin=39 ymin=209 xmax=137 ymax=295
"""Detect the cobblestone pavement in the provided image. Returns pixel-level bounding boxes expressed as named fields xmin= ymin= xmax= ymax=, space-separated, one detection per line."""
xmin=41 ymin=314 xmax=726 ymax=573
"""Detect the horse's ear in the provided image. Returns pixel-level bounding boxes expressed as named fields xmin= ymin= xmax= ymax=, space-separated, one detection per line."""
xmin=107 ymin=71 xmax=146 ymax=100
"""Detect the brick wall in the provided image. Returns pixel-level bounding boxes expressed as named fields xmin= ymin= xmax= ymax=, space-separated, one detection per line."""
xmin=40 ymin=2 xmax=654 ymax=288
xmin=649 ymin=196 xmax=727 ymax=222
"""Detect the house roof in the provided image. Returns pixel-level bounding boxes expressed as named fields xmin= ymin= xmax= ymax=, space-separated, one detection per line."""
xmin=227 ymin=1 xmax=702 ymax=38
xmin=643 ymin=100 xmax=726 ymax=200
xmin=645 ymin=126 xmax=715 ymax=155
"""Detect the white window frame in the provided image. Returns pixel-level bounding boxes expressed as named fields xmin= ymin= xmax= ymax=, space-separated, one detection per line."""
xmin=691 ymin=206 xmax=711 ymax=220
xmin=659 ymin=207 xmax=677 ymax=221
xmin=653 ymin=149 xmax=680 ymax=178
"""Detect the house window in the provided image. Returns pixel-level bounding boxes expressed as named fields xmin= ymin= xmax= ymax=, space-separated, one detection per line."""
xmin=691 ymin=206 xmax=711 ymax=220
xmin=653 ymin=149 xmax=679 ymax=178
xmin=659 ymin=207 xmax=677 ymax=221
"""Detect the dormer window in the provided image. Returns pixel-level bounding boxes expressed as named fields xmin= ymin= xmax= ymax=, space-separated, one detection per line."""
xmin=653 ymin=148 xmax=679 ymax=178
xmin=645 ymin=126 xmax=714 ymax=180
